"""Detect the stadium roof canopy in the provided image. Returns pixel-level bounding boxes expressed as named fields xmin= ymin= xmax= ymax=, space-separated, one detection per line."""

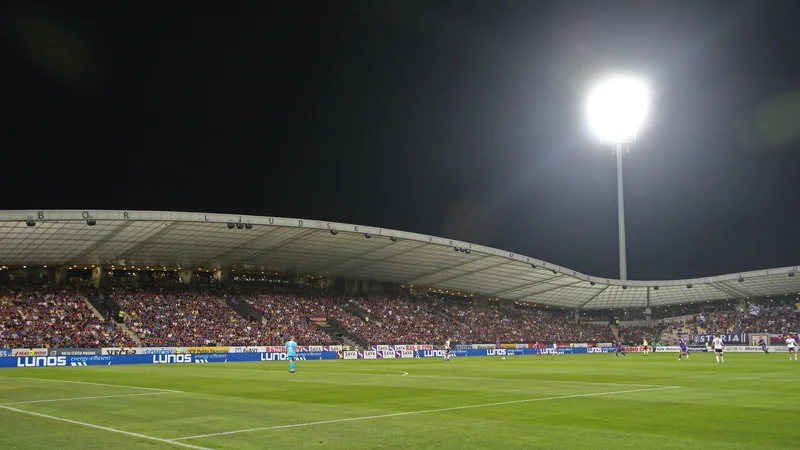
xmin=1 ymin=210 xmax=798 ymax=309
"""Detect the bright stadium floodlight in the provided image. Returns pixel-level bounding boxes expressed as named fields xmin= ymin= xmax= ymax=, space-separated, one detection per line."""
xmin=586 ymin=75 xmax=649 ymax=145
xmin=585 ymin=74 xmax=651 ymax=281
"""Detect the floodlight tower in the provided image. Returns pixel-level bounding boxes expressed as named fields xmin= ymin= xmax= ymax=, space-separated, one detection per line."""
xmin=586 ymin=75 xmax=650 ymax=281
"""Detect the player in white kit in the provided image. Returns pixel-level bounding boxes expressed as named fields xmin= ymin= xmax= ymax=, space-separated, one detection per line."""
xmin=444 ymin=339 xmax=451 ymax=361
xmin=786 ymin=335 xmax=798 ymax=361
xmin=712 ymin=334 xmax=725 ymax=363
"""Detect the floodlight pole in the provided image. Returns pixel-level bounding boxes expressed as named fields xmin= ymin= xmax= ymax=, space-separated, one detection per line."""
xmin=615 ymin=142 xmax=628 ymax=281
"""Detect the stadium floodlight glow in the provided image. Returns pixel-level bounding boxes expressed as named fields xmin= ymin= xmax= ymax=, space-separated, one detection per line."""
xmin=586 ymin=75 xmax=649 ymax=145
xmin=585 ymin=74 xmax=651 ymax=281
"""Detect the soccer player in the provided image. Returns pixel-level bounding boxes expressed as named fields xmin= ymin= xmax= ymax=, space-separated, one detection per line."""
xmin=414 ymin=343 xmax=420 ymax=359
xmin=642 ymin=338 xmax=649 ymax=356
xmin=678 ymin=338 xmax=689 ymax=360
xmin=615 ymin=339 xmax=627 ymax=358
xmin=758 ymin=337 xmax=769 ymax=355
xmin=786 ymin=334 xmax=798 ymax=361
xmin=285 ymin=336 xmax=297 ymax=373
xmin=552 ymin=342 xmax=558 ymax=355
xmin=444 ymin=339 xmax=451 ymax=361
xmin=712 ymin=334 xmax=725 ymax=363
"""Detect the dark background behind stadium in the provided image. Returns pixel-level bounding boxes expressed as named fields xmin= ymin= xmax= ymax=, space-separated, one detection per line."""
xmin=1 ymin=0 xmax=798 ymax=280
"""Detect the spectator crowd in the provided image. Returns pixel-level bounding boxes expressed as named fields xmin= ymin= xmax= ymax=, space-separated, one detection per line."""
xmin=112 ymin=286 xmax=265 ymax=347
xmin=659 ymin=300 xmax=800 ymax=343
xmin=4 ymin=277 xmax=797 ymax=349
xmin=619 ymin=325 xmax=664 ymax=345
xmin=240 ymin=293 xmax=341 ymax=345
xmin=0 ymin=284 xmax=132 ymax=348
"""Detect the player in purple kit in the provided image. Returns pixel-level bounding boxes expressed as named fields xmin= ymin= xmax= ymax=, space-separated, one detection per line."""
xmin=615 ymin=339 xmax=626 ymax=358
xmin=758 ymin=337 xmax=769 ymax=354
xmin=678 ymin=338 xmax=689 ymax=360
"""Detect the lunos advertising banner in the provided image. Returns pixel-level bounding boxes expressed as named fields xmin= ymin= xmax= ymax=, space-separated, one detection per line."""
xmin=0 ymin=351 xmax=339 ymax=369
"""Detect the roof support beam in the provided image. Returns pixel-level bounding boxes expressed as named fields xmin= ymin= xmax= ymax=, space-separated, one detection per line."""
xmin=206 ymin=227 xmax=280 ymax=267
xmin=492 ymin=273 xmax=564 ymax=297
xmin=578 ymin=285 xmax=611 ymax=309
xmin=230 ymin=229 xmax=316 ymax=269
xmin=513 ymin=280 xmax=585 ymax=301
xmin=114 ymin=221 xmax=177 ymax=266
xmin=66 ymin=221 xmax=138 ymax=265
xmin=410 ymin=256 xmax=503 ymax=287
xmin=408 ymin=254 xmax=496 ymax=285
xmin=317 ymin=240 xmax=403 ymax=274
xmin=337 ymin=242 xmax=429 ymax=278
xmin=709 ymin=282 xmax=747 ymax=299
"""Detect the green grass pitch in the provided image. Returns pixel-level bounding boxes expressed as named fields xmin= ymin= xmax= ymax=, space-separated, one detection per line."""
xmin=0 ymin=352 xmax=797 ymax=449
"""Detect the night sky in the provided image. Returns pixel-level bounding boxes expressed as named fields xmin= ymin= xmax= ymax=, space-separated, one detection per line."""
xmin=2 ymin=1 xmax=799 ymax=281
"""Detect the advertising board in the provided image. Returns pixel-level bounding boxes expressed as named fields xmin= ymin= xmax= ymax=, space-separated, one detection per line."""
xmin=724 ymin=346 xmax=785 ymax=352
xmin=655 ymin=346 xmax=681 ymax=352
xmin=187 ymin=346 xmax=229 ymax=354
xmin=12 ymin=348 xmax=48 ymax=357
xmin=0 ymin=351 xmax=339 ymax=368
xmin=102 ymin=347 xmax=165 ymax=355
xmin=694 ymin=334 xmax=747 ymax=344
xmin=229 ymin=346 xmax=266 ymax=353
xmin=392 ymin=345 xmax=433 ymax=351
xmin=49 ymin=348 xmax=101 ymax=356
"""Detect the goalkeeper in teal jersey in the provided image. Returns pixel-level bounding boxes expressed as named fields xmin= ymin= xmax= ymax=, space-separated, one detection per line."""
xmin=286 ymin=337 xmax=298 ymax=373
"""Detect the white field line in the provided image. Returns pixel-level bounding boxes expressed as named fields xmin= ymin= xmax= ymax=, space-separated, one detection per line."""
xmin=304 ymin=370 xmax=672 ymax=387
xmin=0 ymin=391 xmax=178 ymax=406
xmin=198 ymin=367 xmax=671 ymax=388
xmin=0 ymin=376 xmax=182 ymax=393
xmin=399 ymin=373 xmax=668 ymax=387
xmin=172 ymin=385 xmax=680 ymax=441
xmin=0 ymin=405 xmax=212 ymax=450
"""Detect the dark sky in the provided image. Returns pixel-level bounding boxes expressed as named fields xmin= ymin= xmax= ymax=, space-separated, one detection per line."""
xmin=2 ymin=1 xmax=799 ymax=281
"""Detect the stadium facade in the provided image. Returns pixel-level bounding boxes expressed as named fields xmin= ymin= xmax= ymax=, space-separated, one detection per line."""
xmin=1 ymin=209 xmax=798 ymax=310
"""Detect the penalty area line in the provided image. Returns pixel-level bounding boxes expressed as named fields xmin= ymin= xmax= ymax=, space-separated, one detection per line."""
xmin=0 ymin=391 xmax=180 ymax=406
xmin=0 ymin=405 xmax=212 ymax=450
xmin=0 ymin=376 xmax=182 ymax=393
xmin=173 ymin=385 xmax=680 ymax=441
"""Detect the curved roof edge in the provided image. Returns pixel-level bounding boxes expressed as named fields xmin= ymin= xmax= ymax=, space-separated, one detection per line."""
xmin=2 ymin=209 xmax=797 ymax=289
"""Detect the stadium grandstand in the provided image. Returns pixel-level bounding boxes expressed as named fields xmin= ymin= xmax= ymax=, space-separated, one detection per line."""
xmin=1 ymin=209 xmax=798 ymax=349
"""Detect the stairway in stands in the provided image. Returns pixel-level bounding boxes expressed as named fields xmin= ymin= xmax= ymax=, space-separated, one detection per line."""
xmin=80 ymin=295 xmax=143 ymax=346
xmin=117 ymin=314 xmax=143 ymax=346
xmin=434 ymin=308 xmax=466 ymax=328
xmin=344 ymin=301 xmax=373 ymax=322
xmin=320 ymin=317 xmax=367 ymax=348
